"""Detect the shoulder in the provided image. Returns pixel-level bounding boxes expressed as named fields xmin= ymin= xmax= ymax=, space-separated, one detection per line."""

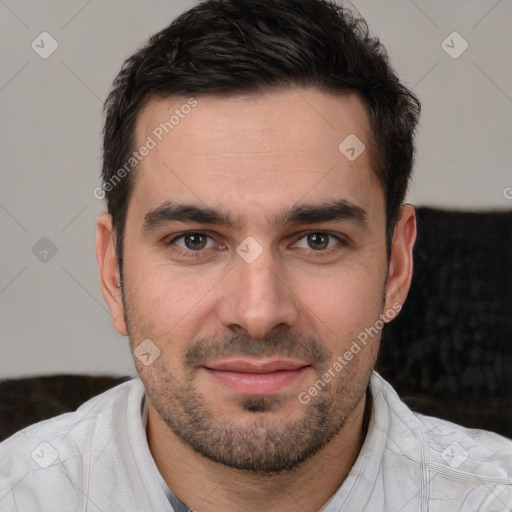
xmin=416 ymin=410 xmax=512 ymax=479
xmin=0 ymin=378 xmax=144 ymax=506
xmin=371 ymin=372 xmax=512 ymax=507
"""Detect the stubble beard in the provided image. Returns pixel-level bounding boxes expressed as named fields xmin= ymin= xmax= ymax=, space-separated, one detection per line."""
xmin=122 ymin=278 xmax=380 ymax=474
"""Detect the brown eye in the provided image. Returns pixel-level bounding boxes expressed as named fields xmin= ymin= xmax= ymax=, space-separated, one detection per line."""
xmin=183 ymin=233 xmax=208 ymax=250
xmin=169 ymin=232 xmax=215 ymax=252
xmin=306 ymin=233 xmax=329 ymax=250
xmin=294 ymin=232 xmax=341 ymax=252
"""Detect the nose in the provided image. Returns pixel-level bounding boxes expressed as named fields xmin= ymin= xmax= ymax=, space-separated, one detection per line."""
xmin=217 ymin=244 xmax=300 ymax=339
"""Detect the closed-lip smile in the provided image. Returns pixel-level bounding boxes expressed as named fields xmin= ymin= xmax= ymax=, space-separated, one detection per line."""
xmin=203 ymin=358 xmax=311 ymax=373
xmin=201 ymin=358 xmax=312 ymax=395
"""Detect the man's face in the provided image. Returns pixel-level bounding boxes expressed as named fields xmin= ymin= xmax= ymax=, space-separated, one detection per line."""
xmin=98 ymin=87 xmax=406 ymax=473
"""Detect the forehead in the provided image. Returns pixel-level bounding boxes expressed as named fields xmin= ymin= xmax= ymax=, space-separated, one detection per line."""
xmin=128 ymin=87 xmax=383 ymax=230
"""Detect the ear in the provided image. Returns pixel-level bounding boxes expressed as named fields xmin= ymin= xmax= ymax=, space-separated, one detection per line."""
xmin=96 ymin=212 xmax=128 ymax=336
xmin=384 ymin=204 xmax=416 ymax=317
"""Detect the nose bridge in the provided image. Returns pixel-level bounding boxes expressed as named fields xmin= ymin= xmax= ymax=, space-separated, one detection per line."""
xmin=217 ymin=240 xmax=299 ymax=338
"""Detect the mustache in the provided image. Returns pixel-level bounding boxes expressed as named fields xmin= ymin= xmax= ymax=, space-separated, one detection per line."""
xmin=184 ymin=330 xmax=332 ymax=371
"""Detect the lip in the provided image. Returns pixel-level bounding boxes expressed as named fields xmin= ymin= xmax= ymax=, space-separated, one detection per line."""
xmin=203 ymin=358 xmax=310 ymax=373
xmin=201 ymin=358 xmax=311 ymax=395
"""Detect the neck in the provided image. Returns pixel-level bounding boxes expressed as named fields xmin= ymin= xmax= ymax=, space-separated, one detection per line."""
xmin=147 ymin=389 xmax=372 ymax=512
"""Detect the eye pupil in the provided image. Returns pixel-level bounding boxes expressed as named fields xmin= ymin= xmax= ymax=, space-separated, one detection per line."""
xmin=308 ymin=233 xmax=328 ymax=250
xmin=185 ymin=233 xmax=207 ymax=250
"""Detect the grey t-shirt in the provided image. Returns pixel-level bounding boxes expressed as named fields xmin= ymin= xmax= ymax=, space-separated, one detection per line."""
xmin=157 ymin=474 xmax=190 ymax=512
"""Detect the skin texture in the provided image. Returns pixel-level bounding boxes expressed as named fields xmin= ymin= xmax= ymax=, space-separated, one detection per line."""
xmin=96 ymin=86 xmax=416 ymax=512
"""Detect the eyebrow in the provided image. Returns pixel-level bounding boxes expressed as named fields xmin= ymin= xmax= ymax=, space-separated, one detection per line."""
xmin=143 ymin=199 xmax=369 ymax=232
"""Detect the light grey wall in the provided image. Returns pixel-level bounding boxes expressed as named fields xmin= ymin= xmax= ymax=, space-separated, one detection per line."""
xmin=1 ymin=0 xmax=511 ymax=379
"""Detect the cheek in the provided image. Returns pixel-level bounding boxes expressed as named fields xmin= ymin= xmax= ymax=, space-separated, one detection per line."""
xmin=293 ymin=258 xmax=386 ymax=341
xmin=124 ymin=256 xmax=221 ymax=339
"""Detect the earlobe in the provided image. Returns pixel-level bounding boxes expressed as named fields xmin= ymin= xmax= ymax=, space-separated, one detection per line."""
xmin=384 ymin=204 xmax=417 ymax=317
xmin=96 ymin=212 xmax=128 ymax=336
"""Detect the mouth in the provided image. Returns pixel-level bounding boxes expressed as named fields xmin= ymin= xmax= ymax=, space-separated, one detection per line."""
xmin=201 ymin=358 xmax=311 ymax=395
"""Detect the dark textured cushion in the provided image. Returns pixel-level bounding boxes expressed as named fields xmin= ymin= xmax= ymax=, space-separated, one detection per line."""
xmin=0 ymin=374 xmax=130 ymax=442
xmin=376 ymin=207 xmax=512 ymax=438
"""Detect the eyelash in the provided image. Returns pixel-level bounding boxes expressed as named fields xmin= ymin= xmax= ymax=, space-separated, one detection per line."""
xmin=164 ymin=231 xmax=347 ymax=259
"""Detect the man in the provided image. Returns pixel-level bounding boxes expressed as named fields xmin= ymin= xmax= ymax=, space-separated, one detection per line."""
xmin=1 ymin=0 xmax=511 ymax=510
